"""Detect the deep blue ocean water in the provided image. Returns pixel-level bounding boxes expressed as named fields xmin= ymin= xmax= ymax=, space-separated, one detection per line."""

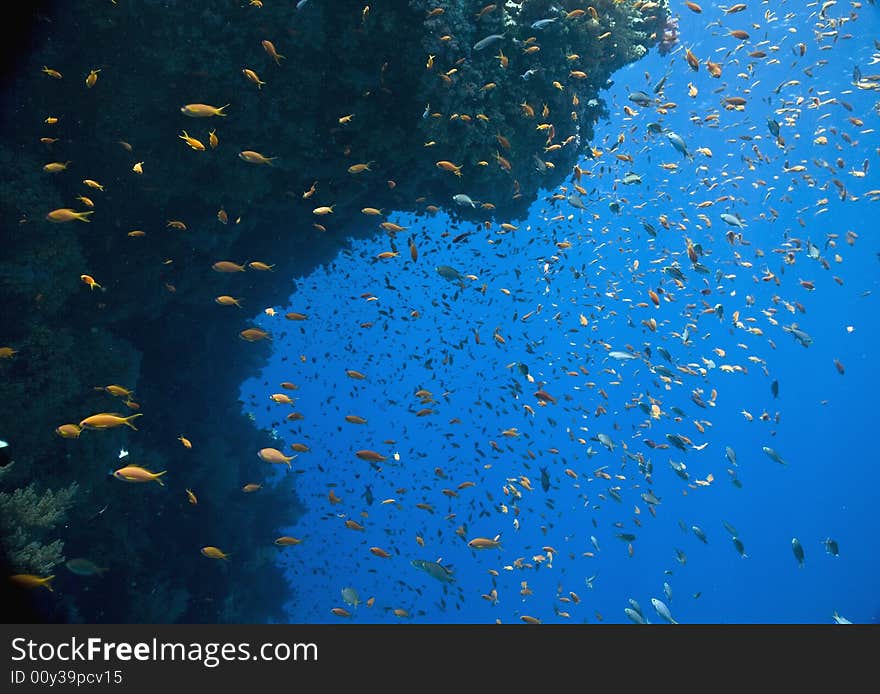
xmin=240 ymin=3 xmax=880 ymax=624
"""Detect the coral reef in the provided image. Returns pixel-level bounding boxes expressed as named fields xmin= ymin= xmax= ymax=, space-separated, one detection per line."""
xmin=0 ymin=478 xmax=78 ymax=575
xmin=0 ymin=0 xmax=668 ymax=623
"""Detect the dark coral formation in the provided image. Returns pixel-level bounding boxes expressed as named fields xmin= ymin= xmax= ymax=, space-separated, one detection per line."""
xmin=0 ymin=0 xmax=667 ymax=622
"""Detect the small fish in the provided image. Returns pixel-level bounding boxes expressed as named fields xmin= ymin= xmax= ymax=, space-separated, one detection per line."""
xmin=473 ymin=34 xmax=504 ymax=51
xmin=201 ymin=546 xmax=230 ymax=560
xmin=832 ymin=611 xmax=852 ymax=624
xmin=113 ymin=465 xmax=166 ymax=486
xmin=651 ymin=598 xmax=677 ymax=624
xmin=531 ymin=18 xmax=557 ymax=29
xmin=732 ymin=536 xmax=748 ymax=558
xmin=65 ymin=558 xmax=108 ymax=576
xmin=411 ymin=559 xmax=456 ymax=583
xmin=762 ymin=446 xmax=786 ymax=465
xmin=540 ymin=467 xmax=550 ymax=492
xmin=180 ymin=103 xmax=228 ymax=118
xmin=791 ymin=538 xmax=805 ymax=568
xmin=341 ymin=587 xmax=360 ymax=607
xmin=666 ymin=132 xmax=692 ymax=160
xmin=467 ymin=535 xmax=502 ymax=550
xmin=9 ymin=574 xmax=54 ymax=592
xmin=624 ymin=607 xmax=647 ymax=624
xmin=80 ymin=413 xmax=142 ymax=430
xmin=691 ymin=526 xmax=708 ymax=543
xmin=821 ymin=538 xmax=839 ymax=557
xmin=239 ymin=150 xmax=277 ymax=165
xmin=436 ymin=265 xmax=464 ymax=282
xmin=782 ymin=324 xmax=813 ymax=348
xmin=720 ymin=213 xmax=746 ymax=229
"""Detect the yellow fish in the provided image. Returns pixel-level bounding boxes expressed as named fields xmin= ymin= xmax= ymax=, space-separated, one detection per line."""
xmin=9 ymin=574 xmax=55 ymax=592
xmin=113 ymin=464 xmax=166 ymax=485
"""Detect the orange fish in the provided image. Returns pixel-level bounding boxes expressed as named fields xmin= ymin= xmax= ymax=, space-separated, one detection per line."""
xmin=467 ymin=535 xmax=502 ymax=550
xmin=80 ymin=413 xmax=143 ymax=430
xmin=242 ymin=68 xmax=266 ymax=88
xmin=369 ymin=546 xmax=391 ymax=558
xmin=215 ymin=295 xmax=243 ymax=308
xmin=356 ymin=449 xmax=386 ymax=462
xmin=80 ymin=274 xmax=102 ymax=291
xmin=261 ymin=39 xmax=285 ymax=65
xmin=47 ymin=208 xmax=93 ymax=223
xmin=435 ymin=160 xmax=462 ymax=176
xmin=201 ymin=546 xmax=230 ymax=560
xmin=113 ymin=465 xmax=166 ymax=485
xmin=9 ymin=574 xmax=54 ymax=592
xmin=239 ymin=328 xmax=271 ymax=342
xmin=180 ymin=103 xmax=228 ymax=118
xmin=275 ymin=536 xmax=302 ymax=546
xmin=178 ymin=130 xmax=205 ymax=151
xmin=55 ymin=424 xmax=82 ymax=439
xmin=258 ymin=447 xmax=294 ymax=467
xmin=212 ymin=261 xmax=246 ymax=272
xmin=239 ymin=150 xmax=276 ymax=165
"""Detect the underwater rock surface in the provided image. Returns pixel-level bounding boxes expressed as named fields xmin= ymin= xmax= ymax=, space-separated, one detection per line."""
xmin=0 ymin=0 xmax=667 ymax=622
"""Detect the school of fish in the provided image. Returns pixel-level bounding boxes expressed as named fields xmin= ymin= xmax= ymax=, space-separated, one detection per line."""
xmin=9 ymin=0 xmax=875 ymax=625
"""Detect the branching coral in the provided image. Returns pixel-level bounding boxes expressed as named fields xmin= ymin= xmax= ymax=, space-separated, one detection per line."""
xmin=0 ymin=481 xmax=78 ymax=575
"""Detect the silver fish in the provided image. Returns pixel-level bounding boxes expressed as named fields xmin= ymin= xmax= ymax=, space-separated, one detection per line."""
xmin=625 ymin=607 xmax=647 ymax=624
xmin=608 ymin=350 xmax=638 ymax=361
xmin=597 ymin=433 xmax=614 ymax=451
xmin=452 ymin=194 xmax=476 ymax=207
xmin=762 ymin=446 xmax=786 ymax=465
xmin=531 ymin=18 xmax=557 ymax=29
xmin=832 ymin=611 xmax=852 ymax=624
xmin=792 ymin=538 xmax=805 ymax=568
xmin=725 ymin=446 xmax=737 ymax=466
xmin=782 ymin=324 xmax=813 ymax=348
xmin=341 ymin=586 xmax=360 ymax=607
xmin=666 ymin=132 xmax=692 ymax=160
xmin=473 ymin=34 xmax=504 ymax=51
xmin=411 ymin=559 xmax=455 ymax=583
xmin=65 ymin=558 xmax=108 ymax=577
xmin=720 ymin=213 xmax=746 ymax=229
xmin=435 ymin=265 xmax=464 ymax=282
xmin=651 ymin=598 xmax=677 ymax=624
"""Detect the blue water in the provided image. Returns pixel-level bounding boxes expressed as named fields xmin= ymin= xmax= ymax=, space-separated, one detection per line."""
xmin=241 ymin=4 xmax=880 ymax=624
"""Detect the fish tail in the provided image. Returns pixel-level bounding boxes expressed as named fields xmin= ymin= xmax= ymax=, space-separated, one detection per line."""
xmin=154 ymin=471 xmax=167 ymax=486
xmin=124 ymin=413 xmax=144 ymax=430
xmin=78 ymin=211 xmax=94 ymax=222
xmin=218 ymin=104 xmax=229 ymax=116
xmin=43 ymin=575 xmax=55 ymax=592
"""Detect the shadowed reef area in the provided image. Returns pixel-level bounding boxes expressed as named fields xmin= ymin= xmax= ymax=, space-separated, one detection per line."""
xmin=0 ymin=0 xmax=668 ymax=623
